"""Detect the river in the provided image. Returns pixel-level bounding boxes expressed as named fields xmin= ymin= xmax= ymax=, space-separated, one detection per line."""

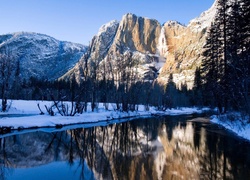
xmin=1 ymin=115 xmax=250 ymax=180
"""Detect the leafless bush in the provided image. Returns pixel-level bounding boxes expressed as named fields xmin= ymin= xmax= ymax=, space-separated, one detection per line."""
xmin=38 ymin=94 xmax=86 ymax=116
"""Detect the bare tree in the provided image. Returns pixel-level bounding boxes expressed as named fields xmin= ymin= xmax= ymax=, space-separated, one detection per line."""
xmin=0 ymin=51 xmax=17 ymax=112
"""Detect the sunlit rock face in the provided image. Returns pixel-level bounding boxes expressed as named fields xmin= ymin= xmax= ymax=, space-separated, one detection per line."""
xmin=107 ymin=13 xmax=162 ymax=80
xmin=157 ymin=21 xmax=207 ymax=88
xmin=111 ymin=13 xmax=161 ymax=54
xmin=61 ymin=13 xmax=163 ymax=82
xmin=158 ymin=1 xmax=217 ymax=88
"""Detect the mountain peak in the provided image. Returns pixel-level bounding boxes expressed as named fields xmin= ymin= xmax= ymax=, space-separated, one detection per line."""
xmin=122 ymin=13 xmax=137 ymax=19
xmin=164 ymin=20 xmax=186 ymax=27
xmin=11 ymin=32 xmax=57 ymax=40
xmin=121 ymin=13 xmax=160 ymax=24
xmin=0 ymin=32 xmax=86 ymax=80
xmin=97 ymin=20 xmax=119 ymax=36
xmin=114 ymin=13 xmax=161 ymax=53
xmin=188 ymin=0 xmax=218 ymax=31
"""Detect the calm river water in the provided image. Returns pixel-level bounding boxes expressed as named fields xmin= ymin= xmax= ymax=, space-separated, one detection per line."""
xmin=1 ymin=115 xmax=250 ymax=180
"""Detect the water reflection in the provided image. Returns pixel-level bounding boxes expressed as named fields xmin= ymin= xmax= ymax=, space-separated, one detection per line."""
xmin=1 ymin=116 xmax=250 ymax=179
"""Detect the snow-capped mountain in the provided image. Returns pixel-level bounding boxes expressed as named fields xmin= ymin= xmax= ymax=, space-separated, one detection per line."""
xmin=0 ymin=32 xmax=87 ymax=81
xmin=60 ymin=20 xmax=119 ymax=82
xmin=62 ymin=13 xmax=164 ymax=82
xmin=188 ymin=0 xmax=217 ymax=31
xmin=62 ymin=1 xmax=217 ymax=88
xmin=0 ymin=1 xmax=217 ymax=87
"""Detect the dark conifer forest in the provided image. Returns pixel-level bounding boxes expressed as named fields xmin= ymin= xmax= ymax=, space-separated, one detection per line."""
xmin=201 ymin=0 xmax=250 ymax=115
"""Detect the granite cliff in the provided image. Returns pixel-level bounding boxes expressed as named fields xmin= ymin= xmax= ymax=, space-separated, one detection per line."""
xmin=62 ymin=1 xmax=217 ymax=88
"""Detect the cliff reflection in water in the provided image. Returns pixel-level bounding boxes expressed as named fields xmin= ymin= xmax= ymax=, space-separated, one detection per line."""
xmin=1 ymin=116 xmax=250 ymax=179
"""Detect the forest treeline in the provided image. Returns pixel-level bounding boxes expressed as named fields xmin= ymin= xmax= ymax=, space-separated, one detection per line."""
xmin=201 ymin=0 xmax=250 ymax=115
xmin=0 ymin=0 xmax=249 ymax=119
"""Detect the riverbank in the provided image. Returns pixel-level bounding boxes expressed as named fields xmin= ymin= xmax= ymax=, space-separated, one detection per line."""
xmin=0 ymin=100 xmax=207 ymax=130
xmin=2 ymin=100 xmax=249 ymax=142
xmin=211 ymin=114 xmax=250 ymax=142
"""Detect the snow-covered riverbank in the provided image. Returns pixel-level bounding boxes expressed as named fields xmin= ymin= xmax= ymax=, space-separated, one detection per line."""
xmin=1 ymin=100 xmax=250 ymax=142
xmin=211 ymin=114 xmax=250 ymax=142
xmin=0 ymin=100 xmax=206 ymax=130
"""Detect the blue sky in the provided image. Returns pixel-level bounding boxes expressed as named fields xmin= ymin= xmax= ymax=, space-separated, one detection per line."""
xmin=0 ymin=0 xmax=215 ymax=45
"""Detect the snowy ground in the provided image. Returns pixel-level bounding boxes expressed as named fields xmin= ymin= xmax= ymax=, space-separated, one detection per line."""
xmin=211 ymin=114 xmax=250 ymax=142
xmin=0 ymin=100 xmax=207 ymax=130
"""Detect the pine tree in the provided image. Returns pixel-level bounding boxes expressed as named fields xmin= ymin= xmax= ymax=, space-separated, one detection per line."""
xmin=202 ymin=0 xmax=250 ymax=115
xmin=193 ymin=67 xmax=203 ymax=106
xmin=201 ymin=22 xmax=222 ymax=110
xmin=236 ymin=0 xmax=250 ymax=114
xmin=165 ymin=73 xmax=177 ymax=108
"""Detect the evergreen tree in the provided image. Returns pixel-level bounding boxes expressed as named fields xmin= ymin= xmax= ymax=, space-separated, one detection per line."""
xmin=165 ymin=73 xmax=177 ymax=108
xmin=201 ymin=21 xmax=222 ymax=110
xmin=193 ymin=67 xmax=203 ymax=106
xmin=235 ymin=0 xmax=250 ymax=114
xmin=202 ymin=0 xmax=250 ymax=115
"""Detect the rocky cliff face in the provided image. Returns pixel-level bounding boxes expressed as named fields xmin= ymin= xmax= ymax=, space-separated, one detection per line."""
xmin=62 ymin=1 xmax=217 ymax=88
xmin=157 ymin=21 xmax=208 ymax=88
xmin=91 ymin=20 xmax=120 ymax=60
xmin=108 ymin=13 xmax=163 ymax=80
xmin=0 ymin=32 xmax=86 ymax=81
xmin=111 ymin=13 xmax=161 ymax=54
xmin=62 ymin=14 xmax=163 ymax=82
xmin=61 ymin=20 xmax=119 ymax=82
xmin=158 ymin=1 xmax=217 ymax=87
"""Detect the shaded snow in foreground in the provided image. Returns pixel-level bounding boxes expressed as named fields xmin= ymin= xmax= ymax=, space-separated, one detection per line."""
xmin=211 ymin=115 xmax=250 ymax=142
xmin=0 ymin=100 xmax=206 ymax=130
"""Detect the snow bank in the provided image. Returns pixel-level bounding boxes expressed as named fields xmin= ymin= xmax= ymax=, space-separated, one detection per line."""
xmin=3 ymin=100 xmax=249 ymax=143
xmin=0 ymin=100 xmax=206 ymax=130
xmin=211 ymin=114 xmax=250 ymax=142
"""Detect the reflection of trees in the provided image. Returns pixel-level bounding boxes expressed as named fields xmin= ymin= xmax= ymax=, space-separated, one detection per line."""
xmin=107 ymin=120 xmax=159 ymax=180
xmin=43 ymin=121 xmax=250 ymax=179
xmin=200 ymin=131 xmax=250 ymax=179
xmin=0 ymin=138 xmax=12 ymax=180
xmin=3 ymin=122 xmax=156 ymax=180
xmin=153 ymin=119 xmax=250 ymax=179
xmin=0 ymin=117 xmax=250 ymax=179
xmin=43 ymin=119 xmax=161 ymax=180
xmin=196 ymin=127 xmax=232 ymax=179
xmin=74 ymin=121 xmax=156 ymax=180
